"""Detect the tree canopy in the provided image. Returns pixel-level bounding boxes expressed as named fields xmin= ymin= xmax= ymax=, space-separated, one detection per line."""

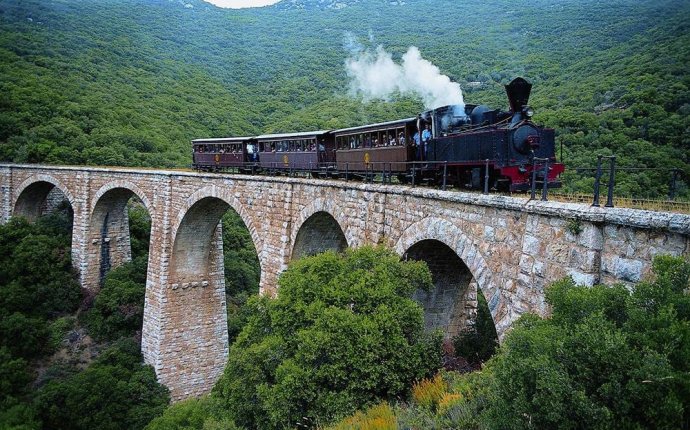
xmin=213 ymin=246 xmax=442 ymax=429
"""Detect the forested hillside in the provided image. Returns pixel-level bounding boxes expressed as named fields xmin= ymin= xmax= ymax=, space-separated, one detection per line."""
xmin=0 ymin=0 xmax=688 ymax=197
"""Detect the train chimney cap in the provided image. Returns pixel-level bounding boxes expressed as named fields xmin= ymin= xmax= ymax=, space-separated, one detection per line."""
xmin=505 ymin=77 xmax=532 ymax=113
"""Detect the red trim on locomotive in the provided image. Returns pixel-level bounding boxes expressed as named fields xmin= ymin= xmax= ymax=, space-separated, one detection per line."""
xmin=500 ymin=162 xmax=565 ymax=191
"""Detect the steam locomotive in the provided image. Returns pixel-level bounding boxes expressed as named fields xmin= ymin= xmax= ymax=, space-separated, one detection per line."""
xmin=192 ymin=78 xmax=564 ymax=192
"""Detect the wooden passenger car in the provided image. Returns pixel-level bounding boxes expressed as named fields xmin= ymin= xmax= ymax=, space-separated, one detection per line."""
xmin=333 ymin=118 xmax=417 ymax=173
xmin=256 ymin=131 xmax=335 ymax=171
xmin=192 ymin=137 xmax=257 ymax=171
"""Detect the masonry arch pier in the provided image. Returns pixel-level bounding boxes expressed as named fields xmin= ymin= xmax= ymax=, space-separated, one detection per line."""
xmin=394 ymin=217 xmax=508 ymax=338
xmin=147 ymin=189 xmax=262 ymax=400
xmin=84 ymin=185 xmax=152 ymax=290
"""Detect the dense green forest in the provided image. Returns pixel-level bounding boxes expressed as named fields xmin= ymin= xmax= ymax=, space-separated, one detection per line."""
xmin=1 ymin=0 xmax=690 ymax=428
xmin=0 ymin=0 xmax=688 ymax=197
xmin=0 ymin=209 xmax=170 ymax=429
xmin=0 ymin=202 xmax=259 ymax=429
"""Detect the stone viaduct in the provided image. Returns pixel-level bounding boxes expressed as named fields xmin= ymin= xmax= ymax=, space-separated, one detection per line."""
xmin=1 ymin=164 xmax=689 ymax=400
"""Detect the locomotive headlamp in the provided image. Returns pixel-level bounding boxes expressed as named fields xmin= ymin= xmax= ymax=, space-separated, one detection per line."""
xmin=522 ymin=106 xmax=534 ymax=118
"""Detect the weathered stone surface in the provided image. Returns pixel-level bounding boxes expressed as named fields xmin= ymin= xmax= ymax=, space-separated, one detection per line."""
xmin=1 ymin=163 xmax=689 ymax=401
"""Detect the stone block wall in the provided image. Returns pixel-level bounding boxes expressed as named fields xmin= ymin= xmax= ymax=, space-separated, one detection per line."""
xmin=1 ymin=164 xmax=688 ymax=401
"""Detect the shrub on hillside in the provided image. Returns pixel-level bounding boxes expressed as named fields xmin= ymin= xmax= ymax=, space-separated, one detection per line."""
xmin=213 ymin=246 xmax=442 ymax=429
xmin=0 ymin=216 xmax=81 ymax=320
xmin=80 ymin=256 xmax=148 ymax=342
xmin=144 ymin=396 xmax=243 ymax=430
xmin=222 ymin=211 xmax=261 ymax=343
xmin=484 ymin=255 xmax=690 ymax=429
xmin=33 ymin=338 xmax=169 ymax=430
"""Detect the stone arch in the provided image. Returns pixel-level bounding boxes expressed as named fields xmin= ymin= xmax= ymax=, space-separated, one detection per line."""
xmin=405 ymin=239 xmax=478 ymax=340
xmin=90 ymin=181 xmax=152 ymax=216
xmin=84 ymin=183 xmax=153 ymax=290
xmin=170 ymin=185 xmax=265 ymax=286
xmin=290 ymin=197 xmax=354 ymax=260
xmin=292 ymin=211 xmax=348 ymax=260
xmin=394 ymin=217 xmax=508 ymax=338
xmin=13 ymin=174 xmax=76 ymax=221
xmin=161 ymin=186 xmax=264 ymax=398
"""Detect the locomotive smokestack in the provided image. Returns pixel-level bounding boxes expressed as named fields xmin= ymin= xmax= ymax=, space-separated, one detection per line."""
xmin=505 ymin=77 xmax=532 ymax=113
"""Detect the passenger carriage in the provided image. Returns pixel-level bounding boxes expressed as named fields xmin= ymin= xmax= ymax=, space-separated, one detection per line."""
xmin=332 ymin=118 xmax=417 ymax=177
xmin=192 ymin=137 xmax=257 ymax=172
xmin=256 ymin=131 xmax=336 ymax=173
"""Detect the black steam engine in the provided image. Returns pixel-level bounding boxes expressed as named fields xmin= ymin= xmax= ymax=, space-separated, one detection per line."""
xmin=423 ymin=77 xmax=563 ymax=191
xmin=192 ymin=78 xmax=563 ymax=192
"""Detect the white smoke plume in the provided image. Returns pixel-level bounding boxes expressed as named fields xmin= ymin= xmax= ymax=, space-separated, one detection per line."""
xmin=345 ymin=44 xmax=464 ymax=110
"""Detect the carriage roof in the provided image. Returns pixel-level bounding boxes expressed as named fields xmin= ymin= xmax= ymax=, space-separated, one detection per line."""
xmin=255 ymin=130 xmax=331 ymax=140
xmin=332 ymin=118 xmax=416 ymax=135
xmin=192 ymin=137 xmax=255 ymax=144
